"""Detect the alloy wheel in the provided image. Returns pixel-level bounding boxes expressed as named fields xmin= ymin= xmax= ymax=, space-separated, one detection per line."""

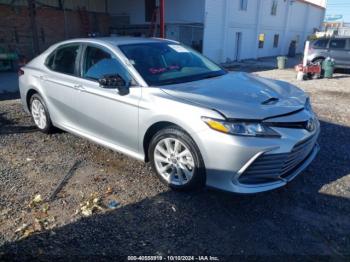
xmin=31 ymin=98 xmax=47 ymax=129
xmin=154 ymin=138 xmax=195 ymax=186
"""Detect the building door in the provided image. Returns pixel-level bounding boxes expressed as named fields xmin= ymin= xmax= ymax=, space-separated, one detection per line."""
xmin=235 ymin=32 xmax=242 ymax=61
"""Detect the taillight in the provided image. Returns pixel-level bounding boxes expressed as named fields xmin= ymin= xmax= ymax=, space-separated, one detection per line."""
xmin=18 ymin=68 xmax=24 ymax=76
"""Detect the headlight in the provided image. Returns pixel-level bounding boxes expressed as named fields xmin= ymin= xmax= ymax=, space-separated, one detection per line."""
xmin=202 ymin=117 xmax=281 ymax=137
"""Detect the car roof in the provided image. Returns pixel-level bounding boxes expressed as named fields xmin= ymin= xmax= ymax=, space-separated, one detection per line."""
xmin=55 ymin=36 xmax=178 ymax=47
xmin=314 ymin=37 xmax=350 ymax=41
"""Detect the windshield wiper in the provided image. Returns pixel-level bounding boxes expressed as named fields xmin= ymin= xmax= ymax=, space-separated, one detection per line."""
xmin=156 ymin=71 xmax=226 ymax=86
xmin=201 ymin=74 xmax=221 ymax=80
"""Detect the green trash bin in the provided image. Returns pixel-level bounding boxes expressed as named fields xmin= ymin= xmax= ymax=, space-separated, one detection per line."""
xmin=322 ymin=58 xmax=335 ymax=78
xmin=277 ymin=56 xmax=287 ymax=69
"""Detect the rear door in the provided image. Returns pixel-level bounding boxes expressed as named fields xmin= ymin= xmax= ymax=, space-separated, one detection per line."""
xmin=43 ymin=43 xmax=82 ymax=127
xmin=328 ymin=38 xmax=349 ymax=68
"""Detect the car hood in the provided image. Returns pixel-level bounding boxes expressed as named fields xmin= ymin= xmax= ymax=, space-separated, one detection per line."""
xmin=160 ymin=72 xmax=307 ymax=120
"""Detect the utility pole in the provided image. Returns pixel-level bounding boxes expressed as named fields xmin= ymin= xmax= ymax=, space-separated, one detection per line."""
xmin=27 ymin=0 xmax=40 ymax=55
xmin=159 ymin=0 xmax=165 ymax=38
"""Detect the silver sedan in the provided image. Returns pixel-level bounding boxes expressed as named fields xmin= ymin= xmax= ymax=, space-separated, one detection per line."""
xmin=19 ymin=37 xmax=320 ymax=193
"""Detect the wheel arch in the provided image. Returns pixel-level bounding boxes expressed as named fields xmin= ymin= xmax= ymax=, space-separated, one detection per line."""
xmin=143 ymin=121 xmax=191 ymax=162
xmin=26 ymin=88 xmax=39 ymax=112
xmin=312 ymin=56 xmax=326 ymax=63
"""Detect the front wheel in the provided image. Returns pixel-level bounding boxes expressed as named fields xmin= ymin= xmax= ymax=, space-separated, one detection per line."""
xmin=149 ymin=127 xmax=206 ymax=191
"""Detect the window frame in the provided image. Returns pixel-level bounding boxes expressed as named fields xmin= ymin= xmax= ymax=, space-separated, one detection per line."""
xmin=79 ymin=43 xmax=137 ymax=86
xmin=239 ymin=0 xmax=248 ymax=11
xmin=44 ymin=43 xmax=82 ymax=77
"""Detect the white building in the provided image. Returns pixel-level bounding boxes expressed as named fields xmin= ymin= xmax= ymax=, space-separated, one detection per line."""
xmin=109 ymin=0 xmax=326 ymax=63
xmin=0 ymin=0 xmax=325 ymax=60
xmin=109 ymin=0 xmax=326 ymax=62
xmin=203 ymin=0 xmax=326 ymax=62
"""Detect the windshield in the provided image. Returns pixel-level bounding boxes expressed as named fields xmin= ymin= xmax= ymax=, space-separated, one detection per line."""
xmin=118 ymin=42 xmax=226 ymax=86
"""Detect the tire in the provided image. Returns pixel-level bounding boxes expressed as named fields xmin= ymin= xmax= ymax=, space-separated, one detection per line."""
xmin=30 ymin=93 xmax=54 ymax=133
xmin=148 ymin=126 xmax=206 ymax=191
xmin=312 ymin=58 xmax=325 ymax=79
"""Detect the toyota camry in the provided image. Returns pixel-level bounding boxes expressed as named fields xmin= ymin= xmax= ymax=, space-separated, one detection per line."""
xmin=19 ymin=37 xmax=320 ymax=193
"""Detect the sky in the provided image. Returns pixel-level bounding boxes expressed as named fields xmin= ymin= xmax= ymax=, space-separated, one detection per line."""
xmin=325 ymin=0 xmax=350 ymax=22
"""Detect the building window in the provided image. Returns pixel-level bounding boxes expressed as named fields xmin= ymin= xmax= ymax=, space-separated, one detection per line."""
xmin=258 ymin=33 xmax=265 ymax=49
xmin=145 ymin=0 xmax=156 ymax=22
xmin=273 ymin=34 xmax=279 ymax=48
xmin=239 ymin=0 xmax=248 ymax=11
xmin=271 ymin=0 xmax=278 ymax=16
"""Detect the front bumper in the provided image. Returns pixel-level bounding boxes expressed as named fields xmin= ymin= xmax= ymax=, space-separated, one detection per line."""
xmin=192 ymin=117 xmax=320 ymax=194
xmin=230 ymin=142 xmax=320 ymax=194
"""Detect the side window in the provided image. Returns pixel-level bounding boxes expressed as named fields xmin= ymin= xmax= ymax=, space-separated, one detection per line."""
xmin=329 ymin=39 xmax=346 ymax=50
xmin=313 ymin=39 xmax=328 ymax=49
xmin=83 ymin=46 xmax=131 ymax=82
xmin=48 ymin=45 xmax=80 ymax=75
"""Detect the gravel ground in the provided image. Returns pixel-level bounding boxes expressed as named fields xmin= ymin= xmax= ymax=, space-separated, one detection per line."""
xmin=0 ymin=68 xmax=350 ymax=260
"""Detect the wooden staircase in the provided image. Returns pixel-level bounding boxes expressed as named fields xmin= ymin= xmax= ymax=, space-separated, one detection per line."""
xmin=149 ymin=7 xmax=159 ymax=37
xmin=78 ymin=7 xmax=90 ymax=36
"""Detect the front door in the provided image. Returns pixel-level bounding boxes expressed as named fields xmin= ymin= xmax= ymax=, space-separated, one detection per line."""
xmin=69 ymin=44 xmax=141 ymax=154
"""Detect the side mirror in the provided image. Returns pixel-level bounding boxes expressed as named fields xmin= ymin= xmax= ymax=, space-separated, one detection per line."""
xmin=98 ymin=74 xmax=130 ymax=95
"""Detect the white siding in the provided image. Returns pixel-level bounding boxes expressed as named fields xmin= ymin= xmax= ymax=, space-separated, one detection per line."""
xmin=202 ymin=0 xmax=226 ymax=62
xmin=203 ymin=0 xmax=326 ymax=63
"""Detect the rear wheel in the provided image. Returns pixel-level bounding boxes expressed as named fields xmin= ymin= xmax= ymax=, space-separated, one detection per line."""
xmin=30 ymin=93 xmax=54 ymax=133
xmin=149 ymin=127 xmax=205 ymax=191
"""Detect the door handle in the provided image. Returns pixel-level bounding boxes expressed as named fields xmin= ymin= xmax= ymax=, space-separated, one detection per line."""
xmin=73 ymin=84 xmax=85 ymax=91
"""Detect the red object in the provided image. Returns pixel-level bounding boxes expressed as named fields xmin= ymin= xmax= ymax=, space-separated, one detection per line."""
xmin=159 ymin=0 xmax=165 ymax=38
xmin=295 ymin=64 xmax=321 ymax=74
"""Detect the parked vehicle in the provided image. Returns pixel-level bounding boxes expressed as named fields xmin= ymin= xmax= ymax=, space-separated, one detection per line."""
xmin=19 ymin=37 xmax=320 ymax=193
xmin=307 ymin=37 xmax=350 ymax=69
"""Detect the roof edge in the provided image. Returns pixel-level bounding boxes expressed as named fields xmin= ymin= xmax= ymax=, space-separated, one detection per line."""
xmin=297 ymin=0 xmax=326 ymax=10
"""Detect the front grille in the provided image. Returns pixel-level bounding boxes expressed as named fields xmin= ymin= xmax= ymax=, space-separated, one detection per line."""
xmin=239 ymin=134 xmax=318 ymax=185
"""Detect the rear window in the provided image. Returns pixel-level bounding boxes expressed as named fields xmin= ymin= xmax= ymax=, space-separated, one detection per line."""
xmin=46 ymin=45 xmax=80 ymax=75
xmin=329 ymin=39 xmax=347 ymax=50
xmin=312 ymin=39 xmax=328 ymax=49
